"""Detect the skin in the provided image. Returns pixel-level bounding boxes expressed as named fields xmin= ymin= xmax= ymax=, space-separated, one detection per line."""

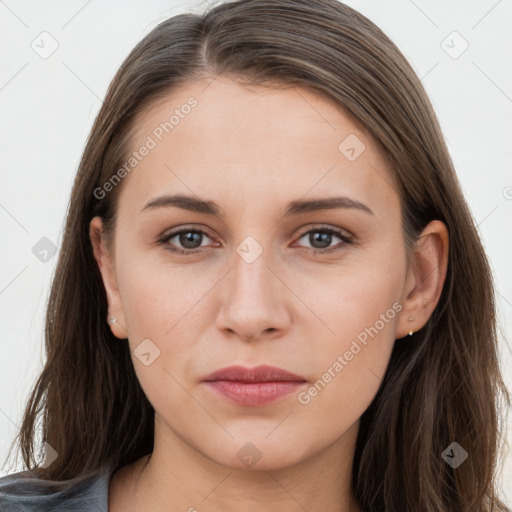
xmin=89 ymin=75 xmax=449 ymax=512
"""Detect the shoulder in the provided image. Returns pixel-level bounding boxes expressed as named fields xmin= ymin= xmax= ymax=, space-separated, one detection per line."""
xmin=0 ymin=466 xmax=114 ymax=512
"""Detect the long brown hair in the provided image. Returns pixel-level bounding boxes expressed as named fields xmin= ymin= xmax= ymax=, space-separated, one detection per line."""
xmin=4 ymin=1 xmax=509 ymax=510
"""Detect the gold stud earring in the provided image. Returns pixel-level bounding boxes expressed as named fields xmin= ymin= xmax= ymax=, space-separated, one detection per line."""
xmin=408 ymin=317 xmax=414 ymax=336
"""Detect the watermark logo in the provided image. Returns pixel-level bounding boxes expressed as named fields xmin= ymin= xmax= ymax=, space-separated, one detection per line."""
xmin=338 ymin=134 xmax=366 ymax=161
xmin=236 ymin=236 xmax=264 ymax=264
xmin=37 ymin=442 xmax=58 ymax=469
xmin=237 ymin=442 xmax=263 ymax=468
xmin=441 ymin=31 xmax=469 ymax=60
xmin=134 ymin=338 xmax=161 ymax=366
xmin=31 ymin=236 xmax=57 ymax=263
xmin=31 ymin=31 xmax=59 ymax=59
xmin=441 ymin=442 xmax=468 ymax=468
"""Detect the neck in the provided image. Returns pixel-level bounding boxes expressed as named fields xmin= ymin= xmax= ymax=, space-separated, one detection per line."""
xmin=120 ymin=417 xmax=361 ymax=512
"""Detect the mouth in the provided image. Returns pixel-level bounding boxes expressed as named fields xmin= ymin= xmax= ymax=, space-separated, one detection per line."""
xmin=202 ymin=365 xmax=307 ymax=406
xmin=203 ymin=364 xmax=307 ymax=383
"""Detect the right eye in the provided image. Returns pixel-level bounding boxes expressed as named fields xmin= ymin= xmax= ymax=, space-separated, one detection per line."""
xmin=157 ymin=228 xmax=217 ymax=256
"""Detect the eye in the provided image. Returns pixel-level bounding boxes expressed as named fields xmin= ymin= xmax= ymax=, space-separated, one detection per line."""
xmin=157 ymin=228 xmax=215 ymax=256
xmin=157 ymin=224 xmax=354 ymax=257
xmin=294 ymin=225 xmax=354 ymax=254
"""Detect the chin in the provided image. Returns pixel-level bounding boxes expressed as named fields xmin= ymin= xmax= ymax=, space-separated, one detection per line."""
xmin=204 ymin=436 xmax=314 ymax=472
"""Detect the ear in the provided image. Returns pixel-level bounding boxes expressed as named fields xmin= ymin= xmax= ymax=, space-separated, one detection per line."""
xmin=396 ymin=220 xmax=449 ymax=339
xmin=89 ymin=216 xmax=128 ymax=339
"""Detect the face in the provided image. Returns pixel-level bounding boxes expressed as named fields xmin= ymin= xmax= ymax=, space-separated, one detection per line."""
xmin=90 ymin=75 xmax=429 ymax=472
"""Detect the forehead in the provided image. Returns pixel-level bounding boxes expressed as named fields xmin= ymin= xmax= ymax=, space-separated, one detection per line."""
xmin=119 ymin=75 xmax=399 ymax=219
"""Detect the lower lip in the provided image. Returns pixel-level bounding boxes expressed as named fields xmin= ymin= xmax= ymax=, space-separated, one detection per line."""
xmin=203 ymin=380 xmax=306 ymax=406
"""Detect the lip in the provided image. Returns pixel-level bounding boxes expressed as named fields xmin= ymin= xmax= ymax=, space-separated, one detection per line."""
xmin=202 ymin=365 xmax=307 ymax=406
xmin=203 ymin=364 xmax=306 ymax=383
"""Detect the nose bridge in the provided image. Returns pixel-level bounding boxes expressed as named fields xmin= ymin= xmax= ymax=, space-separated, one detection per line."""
xmin=217 ymin=232 xmax=289 ymax=340
xmin=230 ymin=234 xmax=277 ymax=310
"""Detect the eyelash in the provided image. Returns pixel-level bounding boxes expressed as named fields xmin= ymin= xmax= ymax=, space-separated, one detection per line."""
xmin=156 ymin=225 xmax=354 ymax=257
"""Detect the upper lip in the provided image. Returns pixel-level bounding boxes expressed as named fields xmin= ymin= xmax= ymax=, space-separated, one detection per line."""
xmin=203 ymin=365 xmax=307 ymax=383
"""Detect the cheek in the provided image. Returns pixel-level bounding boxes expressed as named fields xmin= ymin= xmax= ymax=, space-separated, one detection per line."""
xmin=116 ymin=265 xmax=209 ymax=406
xmin=295 ymin=251 xmax=403 ymax=413
xmin=292 ymin=243 xmax=404 ymax=342
xmin=115 ymin=255 xmax=225 ymax=394
xmin=295 ymin=298 xmax=399 ymax=430
xmin=117 ymin=249 xmax=212 ymax=336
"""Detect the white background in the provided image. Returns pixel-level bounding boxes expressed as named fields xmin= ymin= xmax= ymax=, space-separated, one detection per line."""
xmin=1 ymin=0 xmax=511 ymax=503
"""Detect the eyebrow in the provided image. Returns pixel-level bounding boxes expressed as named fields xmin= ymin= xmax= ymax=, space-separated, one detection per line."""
xmin=140 ymin=194 xmax=374 ymax=217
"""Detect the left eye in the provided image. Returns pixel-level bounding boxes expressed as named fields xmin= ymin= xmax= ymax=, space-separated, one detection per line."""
xmin=157 ymin=226 xmax=353 ymax=256
xmin=294 ymin=226 xmax=353 ymax=253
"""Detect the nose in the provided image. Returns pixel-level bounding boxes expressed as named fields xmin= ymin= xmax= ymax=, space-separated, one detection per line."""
xmin=216 ymin=245 xmax=291 ymax=342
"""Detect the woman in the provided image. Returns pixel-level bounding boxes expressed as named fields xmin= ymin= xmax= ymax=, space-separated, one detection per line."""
xmin=1 ymin=0 xmax=509 ymax=510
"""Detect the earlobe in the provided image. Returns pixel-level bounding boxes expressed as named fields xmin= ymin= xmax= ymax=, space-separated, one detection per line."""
xmin=397 ymin=220 xmax=449 ymax=339
xmin=89 ymin=216 xmax=129 ymax=339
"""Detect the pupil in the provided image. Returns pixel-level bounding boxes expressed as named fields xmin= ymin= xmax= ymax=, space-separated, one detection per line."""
xmin=311 ymin=231 xmax=331 ymax=249
xmin=180 ymin=232 xmax=201 ymax=249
